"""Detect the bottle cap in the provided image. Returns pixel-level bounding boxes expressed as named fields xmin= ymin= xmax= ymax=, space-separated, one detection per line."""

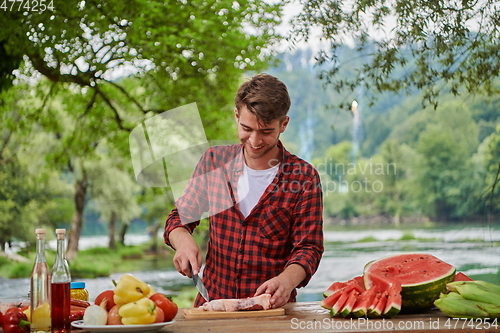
xmin=35 ymin=229 xmax=45 ymax=234
xmin=56 ymin=228 xmax=66 ymax=239
xmin=71 ymin=282 xmax=86 ymax=289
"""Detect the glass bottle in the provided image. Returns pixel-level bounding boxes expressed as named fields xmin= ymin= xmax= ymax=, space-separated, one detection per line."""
xmin=51 ymin=229 xmax=71 ymax=333
xmin=30 ymin=229 xmax=51 ymax=333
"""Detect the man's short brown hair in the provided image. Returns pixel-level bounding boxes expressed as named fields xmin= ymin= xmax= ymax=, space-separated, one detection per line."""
xmin=234 ymin=73 xmax=291 ymax=124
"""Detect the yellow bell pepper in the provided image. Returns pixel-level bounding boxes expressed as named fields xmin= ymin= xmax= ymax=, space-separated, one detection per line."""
xmin=118 ymin=297 xmax=156 ymax=325
xmin=147 ymin=284 xmax=157 ymax=297
xmin=113 ymin=273 xmax=151 ymax=305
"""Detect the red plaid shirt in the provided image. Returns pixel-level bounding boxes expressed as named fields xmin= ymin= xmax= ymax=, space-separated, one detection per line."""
xmin=164 ymin=142 xmax=324 ymax=307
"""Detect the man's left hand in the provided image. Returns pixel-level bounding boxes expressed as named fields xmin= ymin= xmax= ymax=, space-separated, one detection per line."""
xmin=254 ymin=275 xmax=294 ymax=308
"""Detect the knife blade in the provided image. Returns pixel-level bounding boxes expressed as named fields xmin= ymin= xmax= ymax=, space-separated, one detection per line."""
xmin=192 ymin=273 xmax=210 ymax=302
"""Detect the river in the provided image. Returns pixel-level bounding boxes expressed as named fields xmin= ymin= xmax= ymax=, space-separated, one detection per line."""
xmin=1 ymin=223 xmax=499 ymax=303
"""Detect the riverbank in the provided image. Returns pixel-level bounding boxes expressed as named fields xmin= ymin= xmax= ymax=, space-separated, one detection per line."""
xmin=0 ymin=240 xmax=174 ymax=279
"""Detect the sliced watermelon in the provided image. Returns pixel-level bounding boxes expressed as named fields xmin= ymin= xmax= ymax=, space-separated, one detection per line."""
xmin=454 ymin=272 xmax=474 ymax=281
xmin=323 ymin=276 xmax=365 ymax=298
xmin=365 ymin=273 xmax=402 ymax=318
xmin=368 ymin=290 xmax=388 ymax=318
xmin=320 ymin=289 xmax=343 ymax=310
xmin=351 ymin=285 xmax=379 ymax=318
xmin=340 ymin=290 xmax=360 ymax=317
xmin=330 ymin=290 xmax=350 ymax=317
xmin=343 ymin=282 xmax=365 ymax=295
xmin=364 ymin=253 xmax=456 ymax=313
xmin=366 ymin=289 xmax=383 ymax=317
xmin=323 ymin=281 xmax=347 ymax=298
xmin=352 ymin=275 xmax=366 ymax=290
xmin=383 ymin=281 xmax=402 ymax=318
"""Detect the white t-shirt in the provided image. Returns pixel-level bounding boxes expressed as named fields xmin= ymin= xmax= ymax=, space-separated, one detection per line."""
xmin=237 ymin=162 xmax=280 ymax=218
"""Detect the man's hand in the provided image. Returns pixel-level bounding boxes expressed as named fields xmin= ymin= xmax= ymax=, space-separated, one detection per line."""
xmin=254 ymin=264 xmax=306 ymax=308
xmin=169 ymin=227 xmax=202 ymax=278
xmin=254 ymin=275 xmax=294 ymax=308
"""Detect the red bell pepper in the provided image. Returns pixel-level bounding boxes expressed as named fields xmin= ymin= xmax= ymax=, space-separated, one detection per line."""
xmin=2 ymin=307 xmax=30 ymax=333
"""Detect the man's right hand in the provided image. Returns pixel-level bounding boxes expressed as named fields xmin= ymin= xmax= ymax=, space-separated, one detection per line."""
xmin=169 ymin=227 xmax=202 ymax=278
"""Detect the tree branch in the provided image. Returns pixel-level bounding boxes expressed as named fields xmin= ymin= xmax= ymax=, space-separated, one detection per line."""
xmin=0 ymin=129 xmax=13 ymax=160
xmin=27 ymin=53 xmax=95 ymax=86
xmin=106 ymin=80 xmax=149 ymax=114
xmin=94 ymin=85 xmax=131 ymax=131
xmin=36 ymin=80 xmax=58 ymax=116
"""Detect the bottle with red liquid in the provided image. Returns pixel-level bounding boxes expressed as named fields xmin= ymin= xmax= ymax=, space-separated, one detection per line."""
xmin=51 ymin=229 xmax=71 ymax=333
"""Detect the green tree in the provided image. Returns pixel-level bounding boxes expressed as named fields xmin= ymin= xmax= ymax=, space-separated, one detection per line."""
xmin=377 ymin=139 xmax=415 ymax=224
xmin=86 ymin=145 xmax=141 ymax=249
xmin=290 ymin=0 xmax=500 ymax=107
xmin=1 ymin=0 xmax=284 ymax=257
xmin=0 ymin=117 xmax=72 ymax=250
xmin=314 ymin=141 xmax=356 ymax=219
xmin=411 ymin=101 xmax=479 ymax=220
xmin=480 ymin=124 xmax=500 ymax=217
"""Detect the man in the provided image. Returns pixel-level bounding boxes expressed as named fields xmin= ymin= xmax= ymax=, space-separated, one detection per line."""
xmin=164 ymin=73 xmax=323 ymax=308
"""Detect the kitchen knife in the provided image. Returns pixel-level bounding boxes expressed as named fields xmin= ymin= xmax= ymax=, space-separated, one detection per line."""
xmin=192 ymin=273 xmax=210 ymax=302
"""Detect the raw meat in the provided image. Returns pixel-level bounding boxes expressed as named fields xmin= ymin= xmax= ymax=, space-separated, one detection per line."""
xmin=200 ymin=294 xmax=272 ymax=311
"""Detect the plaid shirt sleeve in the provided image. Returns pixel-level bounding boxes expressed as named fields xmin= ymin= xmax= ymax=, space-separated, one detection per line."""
xmin=284 ymin=165 xmax=324 ymax=288
xmin=163 ymin=149 xmax=212 ymax=248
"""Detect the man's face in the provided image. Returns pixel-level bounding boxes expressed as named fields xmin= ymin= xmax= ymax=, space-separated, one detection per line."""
xmin=235 ymin=105 xmax=289 ymax=166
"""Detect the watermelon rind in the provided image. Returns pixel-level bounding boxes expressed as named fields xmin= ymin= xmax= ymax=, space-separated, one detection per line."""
xmin=330 ymin=291 xmax=350 ymax=317
xmin=323 ymin=281 xmax=347 ymax=298
xmin=383 ymin=301 xmax=401 ymax=318
xmin=368 ymin=290 xmax=387 ymax=318
xmin=400 ymin=270 xmax=455 ymax=313
xmin=351 ymin=285 xmax=379 ymax=318
xmin=320 ymin=289 xmax=343 ymax=310
xmin=340 ymin=290 xmax=360 ymax=317
xmin=383 ymin=283 xmax=402 ymax=318
xmin=364 ymin=253 xmax=456 ymax=313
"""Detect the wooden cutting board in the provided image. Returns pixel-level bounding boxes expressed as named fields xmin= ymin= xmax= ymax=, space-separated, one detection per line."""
xmin=183 ymin=307 xmax=285 ymax=319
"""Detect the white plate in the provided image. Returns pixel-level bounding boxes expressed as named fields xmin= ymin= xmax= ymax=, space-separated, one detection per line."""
xmin=71 ymin=320 xmax=175 ymax=333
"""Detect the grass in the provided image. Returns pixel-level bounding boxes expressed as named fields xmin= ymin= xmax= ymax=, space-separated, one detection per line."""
xmin=358 ymin=236 xmax=378 ymax=242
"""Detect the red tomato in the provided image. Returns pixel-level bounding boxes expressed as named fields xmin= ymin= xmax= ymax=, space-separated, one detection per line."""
xmin=94 ymin=290 xmax=116 ymax=312
xmin=149 ymin=293 xmax=178 ymax=322
xmin=106 ymin=305 xmax=122 ymax=325
xmin=154 ymin=307 xmax=164 ymax=323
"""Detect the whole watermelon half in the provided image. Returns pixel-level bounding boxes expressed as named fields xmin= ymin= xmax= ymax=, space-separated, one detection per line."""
xmin=363 ymin=253 xmax=456 ymax=313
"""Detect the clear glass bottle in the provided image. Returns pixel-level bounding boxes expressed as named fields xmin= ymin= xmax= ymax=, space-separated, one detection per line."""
xmin=51 ymin=229 xmax=71 ymax=333
xmin=30 ymin=229 xmax=51 ymax=333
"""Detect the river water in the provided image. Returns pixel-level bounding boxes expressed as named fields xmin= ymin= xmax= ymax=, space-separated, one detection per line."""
xmin=1 ymin=223 xmax=499 ymax=303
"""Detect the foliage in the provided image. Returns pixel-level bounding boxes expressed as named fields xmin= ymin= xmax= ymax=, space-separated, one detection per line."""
xmin=0 ymin=0 xmax=285 ymax=255
xmin=0 ymin=88 xmax=74 ymax=248
xmin=1 ymin=0 xmax=282 ymax=130
xmin=171 ymin=287 xmax=198 ymax=309
xmin=479 ymin=124 xmax=500 ymax=216
xmin=7 ymin=262 xmax=33 ymax=279
xmin=290 ymin=0 xmax=500 ymax=107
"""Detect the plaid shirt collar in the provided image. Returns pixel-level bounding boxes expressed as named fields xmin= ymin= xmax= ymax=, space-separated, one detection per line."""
xmin=226 ymin=140 xmax=289 ymax=200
